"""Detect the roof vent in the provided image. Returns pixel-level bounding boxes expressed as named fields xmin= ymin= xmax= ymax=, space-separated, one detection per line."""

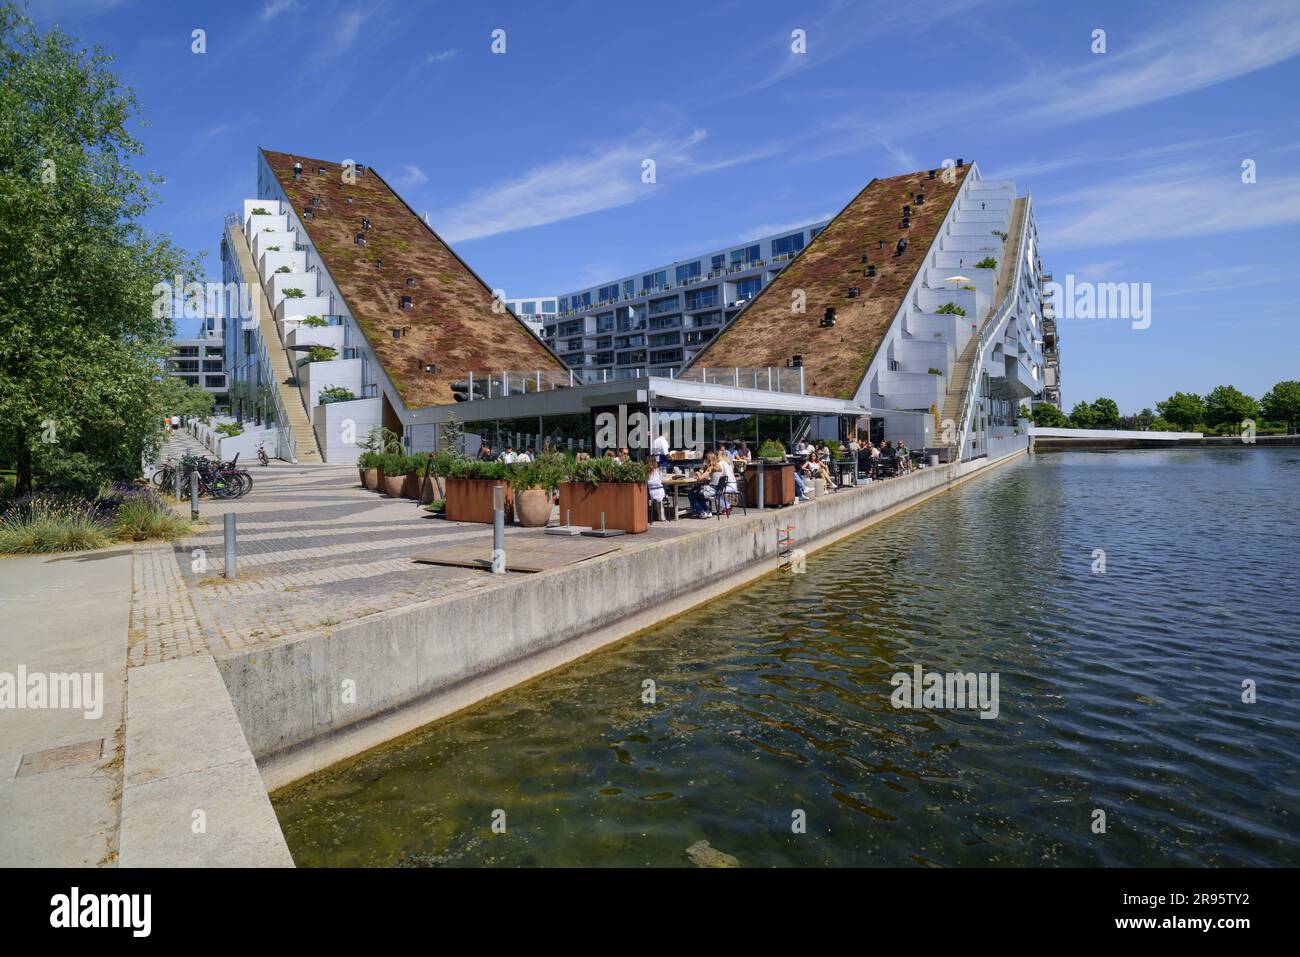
xmin=375 ymin=257 xmax=383 ymax=268
xmin=915 ymin=192 xmax=925 ymax=205
xmin=406 ymin=276 xmax=415 ymax=288
xmin=310 ymin=195 xmax=320 ymax=207
xmin=957 ymin=157 xmax=964 ymax=167
xmin=821 ymin=307 xmax=836 ymax=327
xmin=355 ymin=233 xmax=366 ymax=246
xmin=422 ymin=359 xmax=438 ymax=374
xmin=894 ymin=238 xmax=908 ymax=256
xmin=317 ymin=166 xmax=326 ymax=175
xmin=928 ymin=169 xmax=936 ymax=180
xmin=392 ymin=327 xmax=408 ymax=339
xmin=400 ymin=295 xmax=413 ymax=310
xmin=361 ymin=217 xmax=371 ymax=231
xmin=303 ymin=210 xmax=313 ymax=221
xmin=345 ymin=197 xmax=353 ymax=204
xmin=847 ymin=287 xmax=859 ymax=299
xmin=866 ymin=263 xmax=877 ymax=277
xmin=292 ymin=161 xmax=302 ymax=180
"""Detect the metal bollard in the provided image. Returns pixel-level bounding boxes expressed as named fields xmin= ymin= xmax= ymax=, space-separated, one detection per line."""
xmin=173 ymin=464 xmax=182 ymax=501
xmin=757 ymin=467 xmax=765 ymax=511
xmin=223 ymin=512 xmax=236 ymax=580
xmin=491 ymin=484 xmax=505 ymax=573
xmin=190 ymin=470 xmax=199 ymax=521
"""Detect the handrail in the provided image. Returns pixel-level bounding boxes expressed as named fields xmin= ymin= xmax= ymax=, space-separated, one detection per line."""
xmin=953 ymin=197 xmax=1031 ymax=459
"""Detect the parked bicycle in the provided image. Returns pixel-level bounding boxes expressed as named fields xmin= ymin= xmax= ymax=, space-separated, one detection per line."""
xmin=152 ymin=453 xmax=253 ymax=499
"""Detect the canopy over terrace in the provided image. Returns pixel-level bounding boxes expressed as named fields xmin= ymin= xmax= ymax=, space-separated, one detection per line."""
xmin=405 ymin=367 xmax=928 ymax=455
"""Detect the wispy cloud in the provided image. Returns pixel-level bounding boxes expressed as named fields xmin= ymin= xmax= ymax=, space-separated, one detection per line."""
xmin=261 ymin=0 xmax=297 ymax=21
xmin=735 ymin=214 xmax=834 ymax=243
xmin=395 ymin=164 xmax=429 ymax=187
xmin=1045 ymin=165 xmax=1300 ymax=249
xmin=425 ymin=48 xmax=457 ymax=64
xmin=432 ymin=130 xmax=775 ymax=242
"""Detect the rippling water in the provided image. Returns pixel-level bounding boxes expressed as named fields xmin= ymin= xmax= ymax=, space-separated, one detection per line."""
xmin=274 ymin=449 xmax=1300 ymax=867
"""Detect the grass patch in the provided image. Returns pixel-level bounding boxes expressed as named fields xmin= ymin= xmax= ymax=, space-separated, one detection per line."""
xmin=0 ymin=487 xmax=191 ymax=555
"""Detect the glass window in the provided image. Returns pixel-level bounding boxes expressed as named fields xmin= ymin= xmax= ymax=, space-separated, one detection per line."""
xmin=675 ymin=261 xmax=701 ymax=284
xmin=542 ymin=300 xmax=557 ymax=313
xmin=642 ymin=270 xmax=666 ymax=292
xmin=685 ymin=288 xmax=718 ymax=311
xmin=735 ymin=277 xmax=762 ymax=301
xmin=730 ymin=244 xmax=760 ymax=266
xmin=622 ymin=279 xmax=634 ymax=298
xmin=772 ymin=232 xmax=805 ymax=257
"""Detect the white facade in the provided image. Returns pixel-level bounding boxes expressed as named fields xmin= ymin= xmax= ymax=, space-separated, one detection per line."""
xmin=851 ymin=163 xmax=1053 ymax=460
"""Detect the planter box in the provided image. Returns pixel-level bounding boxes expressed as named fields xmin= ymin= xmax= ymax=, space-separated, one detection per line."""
xmin=744 ymin=463 xmax=796 ymax=507
xmin=445 ymin=478 xmax=513 ymax=524
xmin=558 ymin=482 xmax=648 ymax=534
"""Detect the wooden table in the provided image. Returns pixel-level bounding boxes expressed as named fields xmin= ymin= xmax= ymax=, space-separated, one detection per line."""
xmin=661 ymin=475 xmax=704 ymax=520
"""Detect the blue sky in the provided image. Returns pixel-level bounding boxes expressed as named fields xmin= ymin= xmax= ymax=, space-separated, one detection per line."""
xmin=26 ymin=0 xmax=1300 ymax=413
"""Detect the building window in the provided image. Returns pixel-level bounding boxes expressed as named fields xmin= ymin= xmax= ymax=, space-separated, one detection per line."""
xmin=205 ymin=376 xmax=225 ymax=388
xmin=598 ymin=283 xmax=619 ymax=303
xmin=735 ymin=276 xmax=762 ymax=301
xmin=685 ymin=288 xmax=718 ymax=311
xmin=621 ymin=280 xmax=634 ymax=298
xmin=711 ymin=254 xmax=725 ymax=273
xmin=772 ymin=232 xmax=805 ymax=258
xmin=675 ymin=261 xmax=701 ymax=284
xmin=730 ymin=244 xmax=760 ymax=266
xmin=542 ymin=299 xmax=557 ymax=313
xmin=641 ymin=270 xmax=666 ymax=292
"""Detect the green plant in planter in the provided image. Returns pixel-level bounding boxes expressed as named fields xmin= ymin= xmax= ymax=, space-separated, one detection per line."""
xmin=357 ymin=451 xmax=382 ymax=469
xmin=362 ymin=425 xmax=403 ymax=455
xmin=565 ymin=456 xmax=645 ymax=485
xmin=935 ymin=302 xmax=966 ymax=316
xmin=214 ymin=422 xmax=244 ymax=437
xmin=514 ymin=452 xmax=565 ymax=492
xmin=318 ymin=385 xmax=356 ymax=404
xmin=301 ymin=315 xmax=328 ymax=327
xmin=305 ymin=345 xmax=338 ymax=363
xmin=275 ymin=265 xmax=292 ymax=274
xmin=265 ymin=245 xmax=281 ymax=252
xmin=757 ymin=439 xmax=786 ymax=461
xmin=975 ymin=257 xmax=997 ymax=269
xmin=251 ymin=207 xmax=271 ymax=215
xmin=823 ymin=438 xmax=842 ymax=459
xmin=424 ymin=499 xmax=445 ymax=513
xmin=928 ymin=367 xmax=944 ymax=375
xmin=283 ymin=288 xmax=305 ymax=299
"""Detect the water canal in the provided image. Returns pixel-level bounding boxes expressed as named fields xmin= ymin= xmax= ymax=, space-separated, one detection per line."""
xmin=273 ymin=450 xmax=1300 ymax=866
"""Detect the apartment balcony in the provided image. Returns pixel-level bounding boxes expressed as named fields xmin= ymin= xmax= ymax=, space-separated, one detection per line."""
xmin=252 ymin=229 xmax=296 ymax=261
xmin=268 ymin=271 xmax=319 ymax=309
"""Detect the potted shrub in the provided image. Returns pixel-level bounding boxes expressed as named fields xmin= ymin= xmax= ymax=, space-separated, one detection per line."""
xmin=357 ymin=451 xmax=381 ymax=489
xmin=283 ymin=288 xmax=306 ymax=299
xmin=402 ymin=454 xmax=426 ymax=499
xmin=749 ymin=440 xmax=795 ymax=507
xmin=379 ymin=452 xmax=407 ymax=497
xmin=512 ymin=454 xmax=563 ymax=527
xmin=301 ymin=315 xmax=328 ymax=328
xmin=975 ymin=256 xmax=997 ymax=269
xmin=318 ymin=385 xmax=356 ymax=405
xmin=558 ymin=456 xmax=648 ymax=534
xmin=275 ymin=265 xmax=292 ymax=274
xmin=443 ymin=459 xmax=514 ymax=523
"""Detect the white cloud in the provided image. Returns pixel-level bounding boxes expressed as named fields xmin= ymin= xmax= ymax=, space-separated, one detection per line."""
xmin=1044 ymin=165 xmax=1300 ymax=249
xmin=261 ymin=0 xmax=297 ymax=21
xmin=395 ymin=164 xmax=429 ymax=187
xmin=425 ymin=49 xmax=457 ymax=64
xmin=432 ymin=130 xmax=773 ymax=242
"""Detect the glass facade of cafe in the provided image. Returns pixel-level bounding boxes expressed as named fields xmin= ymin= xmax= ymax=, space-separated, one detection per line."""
xmin=457 ymin=407 xmax=861 ymax=458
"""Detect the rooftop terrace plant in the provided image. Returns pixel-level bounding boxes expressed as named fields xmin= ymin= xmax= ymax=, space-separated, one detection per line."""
xmin=318 ymin=385 xmax=356 ymax=404
xmin=283 ymin=288 xmax=306 ymax=299
xmin=304 ymin=345 xmax=338 ymax=364
xmin=935 ymin=302 xmax=966 ymax=316
xmin=300 ymin=315 xmax=328 ymax=327
xmin=975 ymin=257 xmax=997 ymax=269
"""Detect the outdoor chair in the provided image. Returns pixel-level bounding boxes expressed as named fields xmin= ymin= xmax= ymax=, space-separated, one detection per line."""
xmin=712 ymin=475 xmax=744 ymax=519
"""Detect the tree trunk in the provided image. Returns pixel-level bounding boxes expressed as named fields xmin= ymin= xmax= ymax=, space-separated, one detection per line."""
xmin=15 ymin=444 xmax=33 ymax=498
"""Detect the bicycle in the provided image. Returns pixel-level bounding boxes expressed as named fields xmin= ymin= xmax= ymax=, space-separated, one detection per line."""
xmin=257 ymin=443 xmax=269 ymax=467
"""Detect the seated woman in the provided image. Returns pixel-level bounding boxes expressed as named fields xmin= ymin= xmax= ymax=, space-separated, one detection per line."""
xmin=646 ymin=460 xmax=667 ymax=521
xmin=687 ymin=452 xmax=719 ymax=517
xmin=803 ymin=451 xmax=836 ymax=492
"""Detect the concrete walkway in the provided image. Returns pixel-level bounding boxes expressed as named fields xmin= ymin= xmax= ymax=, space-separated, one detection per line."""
xmin=0 ymin=547 xmax=132 ymax=866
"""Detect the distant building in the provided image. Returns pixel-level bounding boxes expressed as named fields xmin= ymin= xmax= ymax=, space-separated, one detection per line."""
xmin=503 ymin=296 xmax=558 ymax=338
xmin=527 ymin=221 xmax=830 ymax=379
xmin=168 ymin=333 xmax=227 ymax=407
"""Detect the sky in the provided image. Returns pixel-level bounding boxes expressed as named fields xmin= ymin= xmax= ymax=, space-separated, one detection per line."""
xmin=23 ymin=0 xmax=1300 ymax=413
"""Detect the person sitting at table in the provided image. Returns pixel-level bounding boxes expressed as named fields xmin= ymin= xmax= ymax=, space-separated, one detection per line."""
xmin=646 ymin=459 xmax=667 ymax=521
xmin=803 ymin=451 xmax=837 ymax=492
xmin=687 ymin=452 xmax=718 ymax=517
xmin=735 ymin=441 xmax=752 ymax=462
xmin=896 ymin=440 xmax=909 ymax=472
xmin=793 ymin=468 xmax=811 ymax=502
xmin=617 ymin=447 xmax=632 ymax=463
xmin=795 ymin=438 xmax=812 ymax=456
xmin=575 ymin=451 xmax=591 ymax=462
xmin=603 ymin=449 xmax=617 ymax=458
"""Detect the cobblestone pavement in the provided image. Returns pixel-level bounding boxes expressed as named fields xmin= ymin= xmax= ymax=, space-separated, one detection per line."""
xmin=129 ymin=452 xmax=705 ymax=666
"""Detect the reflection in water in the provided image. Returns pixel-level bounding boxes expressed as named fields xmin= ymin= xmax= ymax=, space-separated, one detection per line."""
xmin=274 ymin=450 xmax=1300 ymax=867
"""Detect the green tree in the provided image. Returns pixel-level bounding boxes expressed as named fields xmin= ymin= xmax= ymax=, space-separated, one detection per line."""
xmin=1155 ymin=391 xmax=1204 ymax=431
xmin=1202 ymin=385 xmax=1258 ymax=433
xmin=1068 ymin=401 xmax=1097 ymax=429
xmin=1136 ymin=408 xmax=1154 ymax=430
xmin=1261 ymin=380 xmax=1300 ymax=433
xmin=1032 ymin=403 xmax=1069 ymax=428
xmin=1089 ymin=397 xmax=1120 ymax=429
xmin=0 ymin=4 xmax=194 ymax=495
xmin=155 ymin=375 xmax=215 ymax=420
